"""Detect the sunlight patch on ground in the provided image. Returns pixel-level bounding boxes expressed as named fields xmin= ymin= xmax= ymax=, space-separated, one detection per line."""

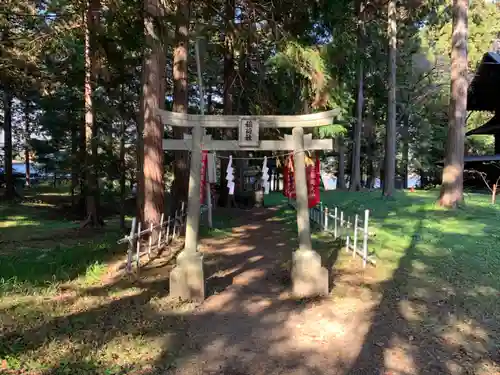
xmin=385 ymin=337 xmax=417 ymax=375
xmin=21 ymin=201 xmax=57 ymax=208
xmin=399 ymin=299 xmax=428 ymax=322
xmin=0 ymin=219 xmax=41 ymax=228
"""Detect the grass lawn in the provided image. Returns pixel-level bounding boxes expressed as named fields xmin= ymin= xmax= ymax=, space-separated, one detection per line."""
xmin=266 ymin=189 xmax=500 ymax=289
xmin=321 ymin=190 xmax=499 ymax=292
xmin=0 ymin=188 xmax=196 ymax=374
xmin=266 ymin=189 xmax=500 ymax=372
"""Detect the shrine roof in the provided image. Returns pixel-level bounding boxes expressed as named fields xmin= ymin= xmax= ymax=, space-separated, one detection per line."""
xmin=436 ymin=154 xmax=500 ymax=166
xmin=464 ymin=154 xmax=500 ymax=162
xmin=467 ymin=52 xmax=500 ymax=111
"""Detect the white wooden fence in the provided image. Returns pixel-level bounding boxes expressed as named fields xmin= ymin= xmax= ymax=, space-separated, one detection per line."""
xmin=117 ymin=203 xmax=187 ymax=273
xmin=288 ymin=199 xmax=376 ymax=267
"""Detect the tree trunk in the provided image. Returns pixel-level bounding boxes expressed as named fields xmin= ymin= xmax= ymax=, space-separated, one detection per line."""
xmin=438 ymin=0 xmax=468 ymax=208
xmin=337 ymin=135 xmax=346 ymax=189
xmin=375 ymin=161 xmax=381 ymax=187
xmin=350 ymin=57 xmax=363 ymax=192
xmin=237 ymin=18 xmax=251 ymax=116
xmin=142 ymin=0 xmax=166 ymax=227
xmin=383 ymin=0 xmax=397 ymax=197
xmin=82 ymin=0 xmax=103 ymax=227
xmin=79 ymin=65 xmax=87 ymax=208
xmin=366 ymin=141 xmax=374 ymax=189
xmin=136 ymin=60 xmax=145 ymax=224
xmin=119 ymin=84 xmax=127 ymax=231
xmin=71 ymin=122 xmax=79 ymax=207
xmin=350 ymin=2 xmax=366 ymax=192
xmin=3 ymin=91 xmax=14 ymax=199
xmin=303 ymin=84 xmax=310 ymax=115
xmin=171 ymin=0 xmax=190 ymax=214
xmin=220 ymin=0 xmax=235 ymax=207
xmin=24 ymin=101 xmax=30 ymax=188
xmin=419 ymin=168 xmax=426 ymax=188
xmin=223 ymin=0 xmax=235 ymax=117
xmin=402 ymin=136 xmax=409 ymax=189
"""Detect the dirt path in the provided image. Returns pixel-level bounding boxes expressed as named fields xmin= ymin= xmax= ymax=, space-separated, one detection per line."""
xmin=168 ymin=207 xmax=379 ymax=375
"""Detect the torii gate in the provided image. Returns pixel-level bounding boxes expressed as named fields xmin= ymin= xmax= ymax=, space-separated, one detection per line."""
xmin=158 ymin=109 xmax=339 ymax=301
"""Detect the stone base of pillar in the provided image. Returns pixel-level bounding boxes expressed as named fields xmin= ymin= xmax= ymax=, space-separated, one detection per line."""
xmin=291 ymin=249 xmax=328 ymax=298
xmin=169 ymin=251 xmax=205 ymax=302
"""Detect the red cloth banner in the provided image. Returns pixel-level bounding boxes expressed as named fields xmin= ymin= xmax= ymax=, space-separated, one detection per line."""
xmin=283 ymin=157 xmax=295 ymax=198
xmin=307 ymin=156 xmax=321 ymax=208
xmin=200 ymin=151 xmax=208 ymax=204
xmin=284 ymin=156 xmax=296 ymax=199
xmin=283 ymin=158 xmax=290 ymax=197
xmin=283 ymin=154 xmax=321 ymax=208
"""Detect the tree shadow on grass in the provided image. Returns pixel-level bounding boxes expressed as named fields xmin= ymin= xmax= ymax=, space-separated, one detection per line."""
xmin=0 ymin=231 xmax=125 ymax=295
xmin=0 ymin=278 xmax=190 ymax=373
xmin=0 ymin=196 xmax=131 ymax=294
xmin=346 ymin=206 xmax=500 ymax=375
xmin=271 ymin=192 xmax=500 ymax=374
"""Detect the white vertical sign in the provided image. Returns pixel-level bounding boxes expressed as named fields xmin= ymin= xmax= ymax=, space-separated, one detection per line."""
xmin=238 ymin=117 xmax=259 ymax=147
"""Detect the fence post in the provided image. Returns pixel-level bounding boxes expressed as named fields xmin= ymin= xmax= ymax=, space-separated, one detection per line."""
xmin=348 ymin=216 xmax=352 ymax=248
xmin=340 ymin=211 xmax=344 ymax=239
xmin=148 ymin=223 xmax=153 ymax=260
xmin=166 ymin=216 xmax=171 ymax=245
xmin=172 ymin=210 xmax=178 ymax=241
xmin=319 ymin=202 xmax=324 ymax=227
xmin=346 ymin=234 xmax=350 ymax=252
xmin=323 ymin=207 xmax=329 ymax=232
xmin=353 ymin=214 xmax=359 ymax=258
xmin=136 ymin=221 xmax=142 ymax=271
xmin=157 ymin=213 xmax=164 ymax=249
xmin=334 ymin=207 xmax=338 ymax=238
xmin=126 ymin=217 xmax=137 ymax=273
xmin=180 ymin=202 xmax=186 ymax=229
xmin=363 ymin=209 xmax=369 ymax=268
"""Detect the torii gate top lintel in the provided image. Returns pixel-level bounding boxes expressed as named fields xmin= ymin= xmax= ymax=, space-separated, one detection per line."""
xmin=156 ymin=109 xmax=339 ymax=128
xmin=159 ymin=109 xmax=339 ymax=151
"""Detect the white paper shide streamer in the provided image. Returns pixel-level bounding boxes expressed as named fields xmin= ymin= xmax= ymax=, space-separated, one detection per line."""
xmin=261 ymin=156 xmax=270 ymax=194
xmin=226 ymin=155 xmax=235 ymax=195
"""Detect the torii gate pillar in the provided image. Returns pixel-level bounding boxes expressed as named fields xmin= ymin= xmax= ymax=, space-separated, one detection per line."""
xmin=169 ymin=121 xmax=205 ymax=301
xmin=291 ymin=127 xmax=328 ymax=297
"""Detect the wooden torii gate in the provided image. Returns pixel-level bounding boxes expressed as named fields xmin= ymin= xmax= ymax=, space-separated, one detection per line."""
xmin=158 ymin=109 xmax=339 ymax=301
